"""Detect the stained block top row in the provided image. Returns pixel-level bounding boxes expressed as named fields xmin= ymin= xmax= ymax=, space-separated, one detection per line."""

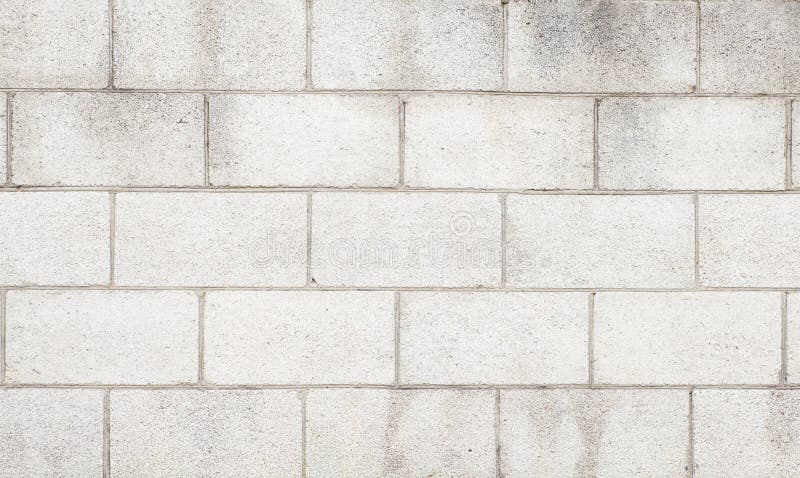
xmin=2 ymin=0 xmax=799 ymax=93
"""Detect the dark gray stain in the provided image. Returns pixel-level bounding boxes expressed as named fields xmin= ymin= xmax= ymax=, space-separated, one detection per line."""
xmin=765 ymin=391 xmax=800 ymax=461
xmin=527 ymin=391 xmax=616 ymax=478
xmin=572 ymin=392 xmax=614 ymax=478
xmin=201 ymin=1 xmax=222 ymax=86
xmin=382 ymin=391 xmax=412 ymax=476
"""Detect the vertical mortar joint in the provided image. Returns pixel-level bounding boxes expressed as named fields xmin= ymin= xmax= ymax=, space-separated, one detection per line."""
xmin=103 ymin=389 xmax=111 ymax=478
xmin=500 ymin=193 xmax=507 ymax=288
xmin=394 ymin=291 xmax=401 ymax=386
xmin=203 ymin=95 xmax=210 ymax=187
xmin=305 ymin=0 xmax=313 ymax=90
xmin=398 ymin=99 xmax=406 ymax=188
xmin=1 ymin=289 xmax=6 ymax=385
xmin=300 ymin=389 xmax=308 ymax=478
xmin=109 ymin=192 xmax=116 ymax=286
xmin=198 ymin=291 xmax=206 ymax=385
xmin=588 ymin=292 xmax=595 ymax=387
xmin=694 ymin=0 xmax=701 ymax=93
xmin=495 ymin=389 xmax=501 ymax=478
xmin=5 ymin=93 xmax=13 ymax=186
xmin=306 ymin=193 xmax=313 ymax=286
xmin=501 ymin=0 xmax=509 ymax=91
xmin=785 ymin=100 xmax=793 ymax=190
xmin=693 ymin=193 xmax=700 ymax=288
xmin=688 ymin=388 xmax=695 ymax=478
xmin=593 ymin=98 xmax=600 ymax=190
xmin=781 ymin=291 xmax=788 ymax=387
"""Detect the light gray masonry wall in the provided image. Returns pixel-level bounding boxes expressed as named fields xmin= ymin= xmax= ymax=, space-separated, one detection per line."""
xmin=1 ymin=0 xmax=799 ymax=476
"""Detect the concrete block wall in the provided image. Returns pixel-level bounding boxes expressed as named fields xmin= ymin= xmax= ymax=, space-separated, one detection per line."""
xmin=1 ymin=0 xmax=799 ymax=476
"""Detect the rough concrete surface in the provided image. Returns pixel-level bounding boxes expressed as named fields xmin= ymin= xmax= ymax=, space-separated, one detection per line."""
xmin=506 ymin=194 xmax=695 ymax=288
xmin=594 ymin=292 xmax=782 ymax=385
xmin=311 ymin=0 xmax=503 ymax=90
xmin=110 ymin=389 xmax=302 ymax=477
xmin=787 ymin=294 xmax=800 ymax=384
xmin=399 ymin=292 xmax=588 ymax=384
xmin=0 ymin=94 xmax=6 ymax=181
xmin=209 ymin=94 xmax=399 ymax=187
xmin=12 ymin=93 xmax=205 ymax=186
xmin=694 ymin=390 xmax=800 ymax=477
xmin=507 ymin=0 xmax=696 ymax=93
xmin=794 ymin=101 xmax=800 ymax=188
xmin=0 ymin=389 xmax=103 ymax=477
xmin=700 ymin=0 xmax=800 ymax=93
xmin=599 ymin=97 xmax=786 ymax=190
xmin=0 ymin=192 xmax=109 ymax=286
xmin=699 ymin=194 xmax=800 ymax=287
xmin=0 ymin=0 xmax=109 ymax=88
xmin=306 ymin=389 xmax=496 ymax=478
xmin=204 ymin=291 xmax=395 ymax=384
xmin=2 ymin=0 xmax=800 ymax=475
xmin=113 ymin=0 xmax=306 ymax=89
xmin=499 ymin=389 xmax=689 ymax=478
xmin=405 ymin=95 xmax=594 ymax=189
xmin=5 ymin=290 xmax=199 ymax=384
xmin=114 ymin=192 xmax=307 ymax=286
xmin=311 ymin=192 xmax=502 ymax=287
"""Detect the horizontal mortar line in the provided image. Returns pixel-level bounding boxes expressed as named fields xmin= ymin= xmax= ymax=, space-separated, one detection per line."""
xmin=0 ymin=383 xmax=796 ymax=391
xmin=0 ymin=88 xmax=799 ymax=98
xmin=1 ymin=186 xmax=800 ymax=194
xmin=2 ymin=286 xmax=798 ymax=293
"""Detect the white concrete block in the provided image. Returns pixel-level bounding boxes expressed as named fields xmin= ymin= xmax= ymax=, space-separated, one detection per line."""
xmin=700 ymin=1 xmax=800 ymax=93
xmin=699 ymin=194 xmax=800 ymax=287
xmin=595 ymin=292 xmax=782 ymax=385
xmin=311 ymin=192 xmax=502 ymax=287
xmin=311 ymin=0 xmax=503 ymax=90
xmin=507 ymin=0 xmax=696 ymax=92
xmin=114 ymin=192 xmax=307 ymax=287
xmin=506 ymin=194 xmax=695 ymax=288
xmin=5 ymin=290 xmax=199 ymax=384
xmin=499 ymin=389 xmax=689 ymax=478
xmin=306 ymin=389 xmax=496 ymax=478
xmin=794 ymin=100 xmax=800 ymax=189
xmin=0 ymin=192 xmax=109 ymax=286
xmin=405 ymin=95 xmax=594 ymax=189
xmin=0 ymin=0 xmax=108 ymax=88
xmin=599 ymin=98 xmax=786 ymax=190
xmin=0 ymin=389 xmax=103 ymax=477
xmin=694 ymin=390 xmax=800 ymax=478
xmin=12 ymin=93 xmax=204 ymax=186
xmin=0 ymin=94 xmax=6 ymax=182
xmin=204 ymin=291 xmax=395 ymax=384
xmin=209 ymin=94 xmax=399 ymax=187
xmin=111 ymin=389 xmax=302 ymax=478
xmin=785 ymin=293 xmax=800 ymax=384
xmin=399 ymin=292 xmax=588 ymax=384
xmin=113 ymin=0 xmax=306 ymax=89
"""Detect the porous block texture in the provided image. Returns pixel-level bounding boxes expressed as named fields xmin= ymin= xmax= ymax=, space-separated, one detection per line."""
xmin=2 ymin=0 xmax=799 ymax=475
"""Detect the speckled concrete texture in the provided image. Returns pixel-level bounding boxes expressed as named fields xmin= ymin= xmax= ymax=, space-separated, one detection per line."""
xmin=1 ymin=0 xmax=799 ymax=476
